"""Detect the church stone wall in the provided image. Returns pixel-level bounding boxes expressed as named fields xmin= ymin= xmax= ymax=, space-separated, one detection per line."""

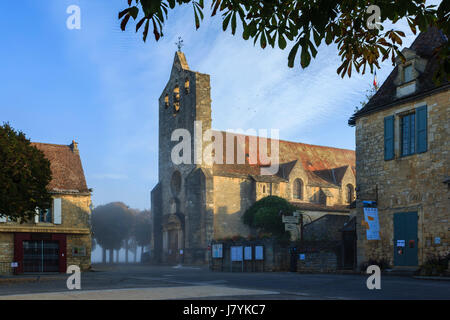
xmin=213 ymin=176 xmax=253 ymax=240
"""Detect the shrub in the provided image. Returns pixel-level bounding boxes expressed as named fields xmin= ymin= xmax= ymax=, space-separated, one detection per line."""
xmin=417 ymin=253 xmax=449 ymax=276
xmin=242 ymin=196 xmax=295 ymax=238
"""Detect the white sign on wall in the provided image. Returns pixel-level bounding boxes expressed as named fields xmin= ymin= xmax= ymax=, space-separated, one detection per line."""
xmin=282 ymin=215 xmax=299 ymax=224
xmin=396 ymin=240 xmax=405 ymax=247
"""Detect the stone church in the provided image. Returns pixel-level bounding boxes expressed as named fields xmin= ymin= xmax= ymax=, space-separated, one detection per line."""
xmin=151 ymin=51 xmax=356 ymax=265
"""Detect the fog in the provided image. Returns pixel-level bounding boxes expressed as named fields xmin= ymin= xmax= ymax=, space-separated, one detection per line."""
xmin=91 ymin=245 xmax=148 ymax=263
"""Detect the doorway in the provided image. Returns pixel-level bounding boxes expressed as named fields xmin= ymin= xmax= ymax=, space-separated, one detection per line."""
xmin=393 ymin=212 xmax=418 ymax=266
xmin=23 ymin=240 xmax=60 ymax=272
xmin=168 ymin=230 xmax=178 ymax=264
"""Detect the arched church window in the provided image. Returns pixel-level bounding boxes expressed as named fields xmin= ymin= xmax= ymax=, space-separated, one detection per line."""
xmin=173 ymin=86 xmax=180 ymax=115
xmin=164 ymin=94 xmax=169 ymax=108
xmin=184 ymin=78 xmax=190 ymax=93
xmin=173 ymin=86 xmax=180 ymax=102
xmin=171 ymin=171 xmax=182 ymax=196
xmin=293 ymin=178 xmax=303 ymax=200
xmin=346 ymin=184 xmax=354 ymax=203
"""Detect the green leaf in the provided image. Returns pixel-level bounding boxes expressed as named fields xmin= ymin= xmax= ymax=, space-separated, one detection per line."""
xmin=300 ymin=47 xmax=311 ymax=68
xmin=136 ymin=17 xmax=146 ymax=32
xmin=231 ymin=13 xmax=237 ymax=35
xmin=260 ymin=31 xmax=267 ymax=49
xmin=143 ymin=19 xmax=150 ymax=42
xmin=288 ymin=42 xmax=300 ymax=68
xmin=242 ymin=23 xmax=250 ymax=40
xmin=120 ymin=14 xmax=131 ymax=31
xmin=313 ymin=29 xmax=321 ymax=47
xmin=278 ymin=33 xmax=287 ymax=49
xmin=223 ymin=13 xmax=232 ymax=31
xmin=118 ymin=8 xmax=130 ymax=20
xmin=308 ymin=41 xmax=318 ymax=58
xmin=129 ymin=6 xmax=139 ymax=19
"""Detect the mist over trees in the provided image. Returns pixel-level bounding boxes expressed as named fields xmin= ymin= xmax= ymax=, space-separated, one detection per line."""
xmin=91 ymin=202 xmax=152 ymax=263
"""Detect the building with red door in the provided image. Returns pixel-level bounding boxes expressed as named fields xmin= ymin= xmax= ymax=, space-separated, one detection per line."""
xmin=0 ymin=141 xmax=92 ymax=274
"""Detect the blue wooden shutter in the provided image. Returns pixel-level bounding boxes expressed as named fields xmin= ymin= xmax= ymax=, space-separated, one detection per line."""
xmin=416 ymin=105 xmax=427 ymax=153
xmin=384 ymin=115 xmax=395 ymax=160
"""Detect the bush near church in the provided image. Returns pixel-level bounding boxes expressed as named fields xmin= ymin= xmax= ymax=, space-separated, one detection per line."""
xmin=242 ymin=196 xmax=295 ymax=239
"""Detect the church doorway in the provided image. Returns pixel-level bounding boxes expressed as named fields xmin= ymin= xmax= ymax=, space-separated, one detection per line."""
xmin=168 ymin=230 xmax=179 ymax=264
xmin=163 ymin=212 xmax=185 ymax=265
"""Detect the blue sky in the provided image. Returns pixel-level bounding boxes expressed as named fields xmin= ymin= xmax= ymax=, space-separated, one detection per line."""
xmin=0 ymin=1 xmax=428 ymax=210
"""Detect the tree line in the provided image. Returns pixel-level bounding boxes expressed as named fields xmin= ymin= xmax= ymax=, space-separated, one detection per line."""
xmin=91 ymin=202 xmax=152 ymax=264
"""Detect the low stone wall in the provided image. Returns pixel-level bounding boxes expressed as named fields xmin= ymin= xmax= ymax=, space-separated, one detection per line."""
xmin=0 ymin=262 xmax=13 ymax=275
xmin=210 ymin=239 xmax=290 ymax=272
xmin=210 ymin=239 xmax=342 ymax=273
xmin=296 ymin=241 xmax=341 ymax=272
xmin=297 ymin=252 xmax=338 ymax=272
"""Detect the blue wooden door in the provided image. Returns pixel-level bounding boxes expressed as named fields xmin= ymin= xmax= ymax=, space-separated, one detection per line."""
xmin=393 ymin=212 xmax=418 ymax=266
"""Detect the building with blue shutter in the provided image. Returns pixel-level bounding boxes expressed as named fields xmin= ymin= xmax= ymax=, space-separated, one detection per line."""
xmin=349 ymin=27 xmax=449 ymax=269
xmin=0 ymin=141 xmax=92 ymax=274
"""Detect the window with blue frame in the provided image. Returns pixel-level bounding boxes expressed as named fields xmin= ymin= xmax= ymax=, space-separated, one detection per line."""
xmin=39 ymin=207 xmax=52 ymax=223
xmin=401 ymin=113 xmax=415 ymax=156
xmin=384 ymin=105 xmax=427 ymax=160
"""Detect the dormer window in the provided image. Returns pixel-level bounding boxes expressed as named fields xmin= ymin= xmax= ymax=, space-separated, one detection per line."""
xmin=394 ymin=48 xmax=427 ymax=99
xmin=403 ymin=64 xmax=413 ymax=83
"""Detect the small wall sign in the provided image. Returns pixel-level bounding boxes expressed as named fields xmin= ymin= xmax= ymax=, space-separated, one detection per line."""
xmin=396 ymin=240 xmax=405 ymax=247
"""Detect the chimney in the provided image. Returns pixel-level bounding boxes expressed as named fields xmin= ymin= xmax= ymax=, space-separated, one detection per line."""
xmin=70 ymin=140 xmax=79 ymax=154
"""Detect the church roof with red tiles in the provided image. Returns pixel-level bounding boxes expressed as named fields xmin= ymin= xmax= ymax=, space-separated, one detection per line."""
xmin=211 ymin=130 xmax=355 ymax=186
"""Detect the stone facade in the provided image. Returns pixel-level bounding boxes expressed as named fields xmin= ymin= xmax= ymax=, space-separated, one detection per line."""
xmin=354 ymin=90 xmax=449 ymax=267
xmin=0 ymin=142 xmax=92 ymax=274
xmin=352 ymin=29 xmax=449 ymax=268
xmin=152 ymin=52 xmax=356 ymax=265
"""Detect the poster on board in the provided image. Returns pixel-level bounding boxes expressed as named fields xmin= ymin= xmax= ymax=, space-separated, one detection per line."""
xmin=244 ymin=246 xmax=252 ymax=260
xmin=255 ymin=246 xmax=264 ymax=260
xmin=231 ymin=246 xmax=243 ymax=261
xmin=212 ymin=244 xmax=223 ymax=258
xmin=363 ymin=201 xmax=381 ymax=240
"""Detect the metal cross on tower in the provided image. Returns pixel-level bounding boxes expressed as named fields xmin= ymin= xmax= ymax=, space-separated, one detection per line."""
xmin=175 ymin=36 xmax=184 ymax=52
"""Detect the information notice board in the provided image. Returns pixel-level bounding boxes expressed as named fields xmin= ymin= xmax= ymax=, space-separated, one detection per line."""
xmin=231 ymin=246 xmax=243 ymax=261
xmin=363 ymin=201 xmax=380 ymax=240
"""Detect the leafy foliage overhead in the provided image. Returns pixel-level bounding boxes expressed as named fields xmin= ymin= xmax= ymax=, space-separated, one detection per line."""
xmin=0 ymin=123 xmax=52 ymax=222
xmin=119 ymin=0 xmax=449 ymax=81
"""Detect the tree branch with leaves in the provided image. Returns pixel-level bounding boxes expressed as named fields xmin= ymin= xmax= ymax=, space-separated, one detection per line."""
xmin=119 ymin=0 xmax=448 ymax=81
